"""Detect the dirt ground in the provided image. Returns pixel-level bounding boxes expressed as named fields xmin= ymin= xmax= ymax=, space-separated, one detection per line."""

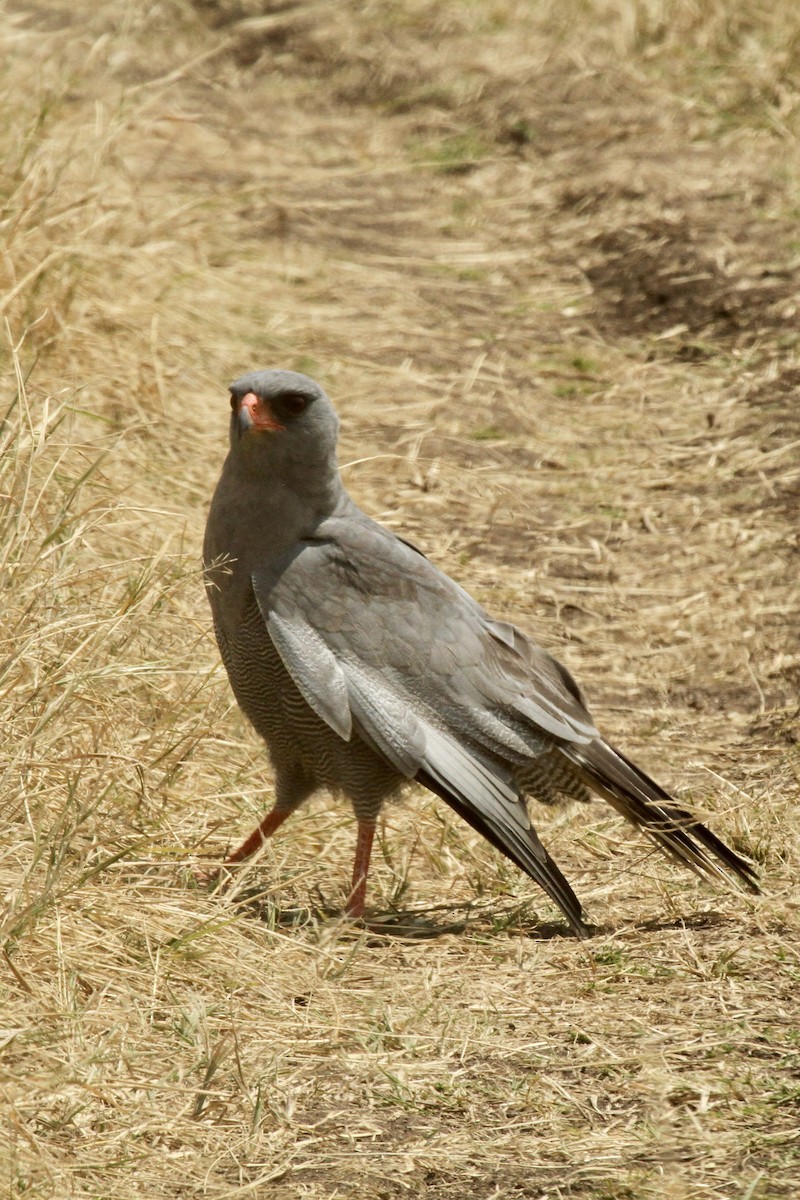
xmin=1 ymin=2 xmax=799 ymax=1197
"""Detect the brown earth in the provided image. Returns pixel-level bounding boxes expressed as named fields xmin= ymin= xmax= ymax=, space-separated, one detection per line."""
xmin=1 ymin=2 xmax=799 ymax=1198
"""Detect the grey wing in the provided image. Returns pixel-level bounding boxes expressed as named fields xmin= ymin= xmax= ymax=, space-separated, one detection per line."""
xmin=252 ymin=521 xmax=600 ymax=767
xmin=252 ymin=530 xmax=591 ymax=934
xmin=254 ymin=516 xmax=758 ymax=906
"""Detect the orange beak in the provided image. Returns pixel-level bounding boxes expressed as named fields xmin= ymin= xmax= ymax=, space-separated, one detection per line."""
xmin=237 ymin=391 xmax=286 ymax=436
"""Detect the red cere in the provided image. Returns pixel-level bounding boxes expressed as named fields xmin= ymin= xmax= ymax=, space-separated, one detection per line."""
xmin=241 ymin=392 xmax=286 ymax=432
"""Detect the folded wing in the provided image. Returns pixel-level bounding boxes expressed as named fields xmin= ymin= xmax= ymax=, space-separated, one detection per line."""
xmin=252 ymin=512 xmax=757 ymax=931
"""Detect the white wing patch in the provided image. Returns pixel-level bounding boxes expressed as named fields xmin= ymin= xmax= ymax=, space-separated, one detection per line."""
xmin=264 ymin=609 xmax=353 ymax=741
xmin=422 ymin=725 xmax=530 ymax=831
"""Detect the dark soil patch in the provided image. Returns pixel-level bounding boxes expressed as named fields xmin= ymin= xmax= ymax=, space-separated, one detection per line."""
xmin=585 ymin=218 xmax=798 ymax=344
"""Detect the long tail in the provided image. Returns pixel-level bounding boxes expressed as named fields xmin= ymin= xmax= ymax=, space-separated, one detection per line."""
xmin=562 ymin=740 xmax=760 ymax=893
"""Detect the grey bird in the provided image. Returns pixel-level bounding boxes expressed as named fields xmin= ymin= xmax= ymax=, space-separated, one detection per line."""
xmin=203 ymin=369 xmax=759 ymax=936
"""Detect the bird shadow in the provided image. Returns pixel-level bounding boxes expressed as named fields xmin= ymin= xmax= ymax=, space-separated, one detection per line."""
xmin=361 ymin=905 xmax=586 ymax=942
xmin=632 ymin=910 xmax=731 ymax=934
xmin=218 ymin=885 xmax=586 ymax=942
xmin=187 ymin=867 xmax=742 ymax=944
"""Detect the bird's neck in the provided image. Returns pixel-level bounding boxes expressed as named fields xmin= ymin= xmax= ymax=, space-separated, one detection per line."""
xmin=204 ymin=453 xmax=350 ymax=591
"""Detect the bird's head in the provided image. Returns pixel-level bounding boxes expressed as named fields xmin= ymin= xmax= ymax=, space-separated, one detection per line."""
xmin=227 ymin=369 xmax=340 ymax=477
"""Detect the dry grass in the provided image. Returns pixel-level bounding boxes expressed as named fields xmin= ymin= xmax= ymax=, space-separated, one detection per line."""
xmin=2 ymin=0 xmax=799 ymax=1196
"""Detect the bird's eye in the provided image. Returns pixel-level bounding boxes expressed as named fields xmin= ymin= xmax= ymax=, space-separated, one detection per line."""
xmin=281 ymin=392 xmax=308 ymax=416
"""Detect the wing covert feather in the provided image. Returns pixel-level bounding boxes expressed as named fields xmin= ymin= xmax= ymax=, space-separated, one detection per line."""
xmin=253 ymin=519 xmax=599 ymax=756
xmin=342 ymin=661 xmax=426 ymax=777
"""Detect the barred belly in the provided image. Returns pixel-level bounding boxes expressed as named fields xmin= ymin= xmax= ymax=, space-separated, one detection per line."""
xmin=214 ymin=592 xmax=403 ymax=820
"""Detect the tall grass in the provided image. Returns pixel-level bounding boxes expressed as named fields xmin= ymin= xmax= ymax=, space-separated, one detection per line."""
xmin=0 ymin=336 xmax=212 ymax=946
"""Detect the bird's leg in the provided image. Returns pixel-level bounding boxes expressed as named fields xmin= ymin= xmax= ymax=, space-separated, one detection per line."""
xmin=345 ymin=818 xmax=377 ymax=918
xmin=225 ymin=806 xmax=292 ymax=865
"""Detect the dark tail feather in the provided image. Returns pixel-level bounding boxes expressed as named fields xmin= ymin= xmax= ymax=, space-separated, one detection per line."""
xmin=417 ymin=767 xmax=590 ymax=938
xmin=563 ymin=740 xmax=760 ymax=894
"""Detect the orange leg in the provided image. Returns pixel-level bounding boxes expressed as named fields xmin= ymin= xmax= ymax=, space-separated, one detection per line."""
xmin=225 ymin=806 xmax=292 ymax=865
xmin=345 ymin=819 xmax=377 ymax=919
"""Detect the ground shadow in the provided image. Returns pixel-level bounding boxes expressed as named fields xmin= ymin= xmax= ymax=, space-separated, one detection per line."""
xmin=214 ymin=885 xmax=588 ymax=942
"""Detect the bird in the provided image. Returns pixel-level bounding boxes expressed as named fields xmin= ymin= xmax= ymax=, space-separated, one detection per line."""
xmin=203 ymin=368 xmax=759 ymax=937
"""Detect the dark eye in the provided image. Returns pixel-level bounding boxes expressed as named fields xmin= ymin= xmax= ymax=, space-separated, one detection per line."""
xmin=281 ymin=391 xmax=308 ymax=416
